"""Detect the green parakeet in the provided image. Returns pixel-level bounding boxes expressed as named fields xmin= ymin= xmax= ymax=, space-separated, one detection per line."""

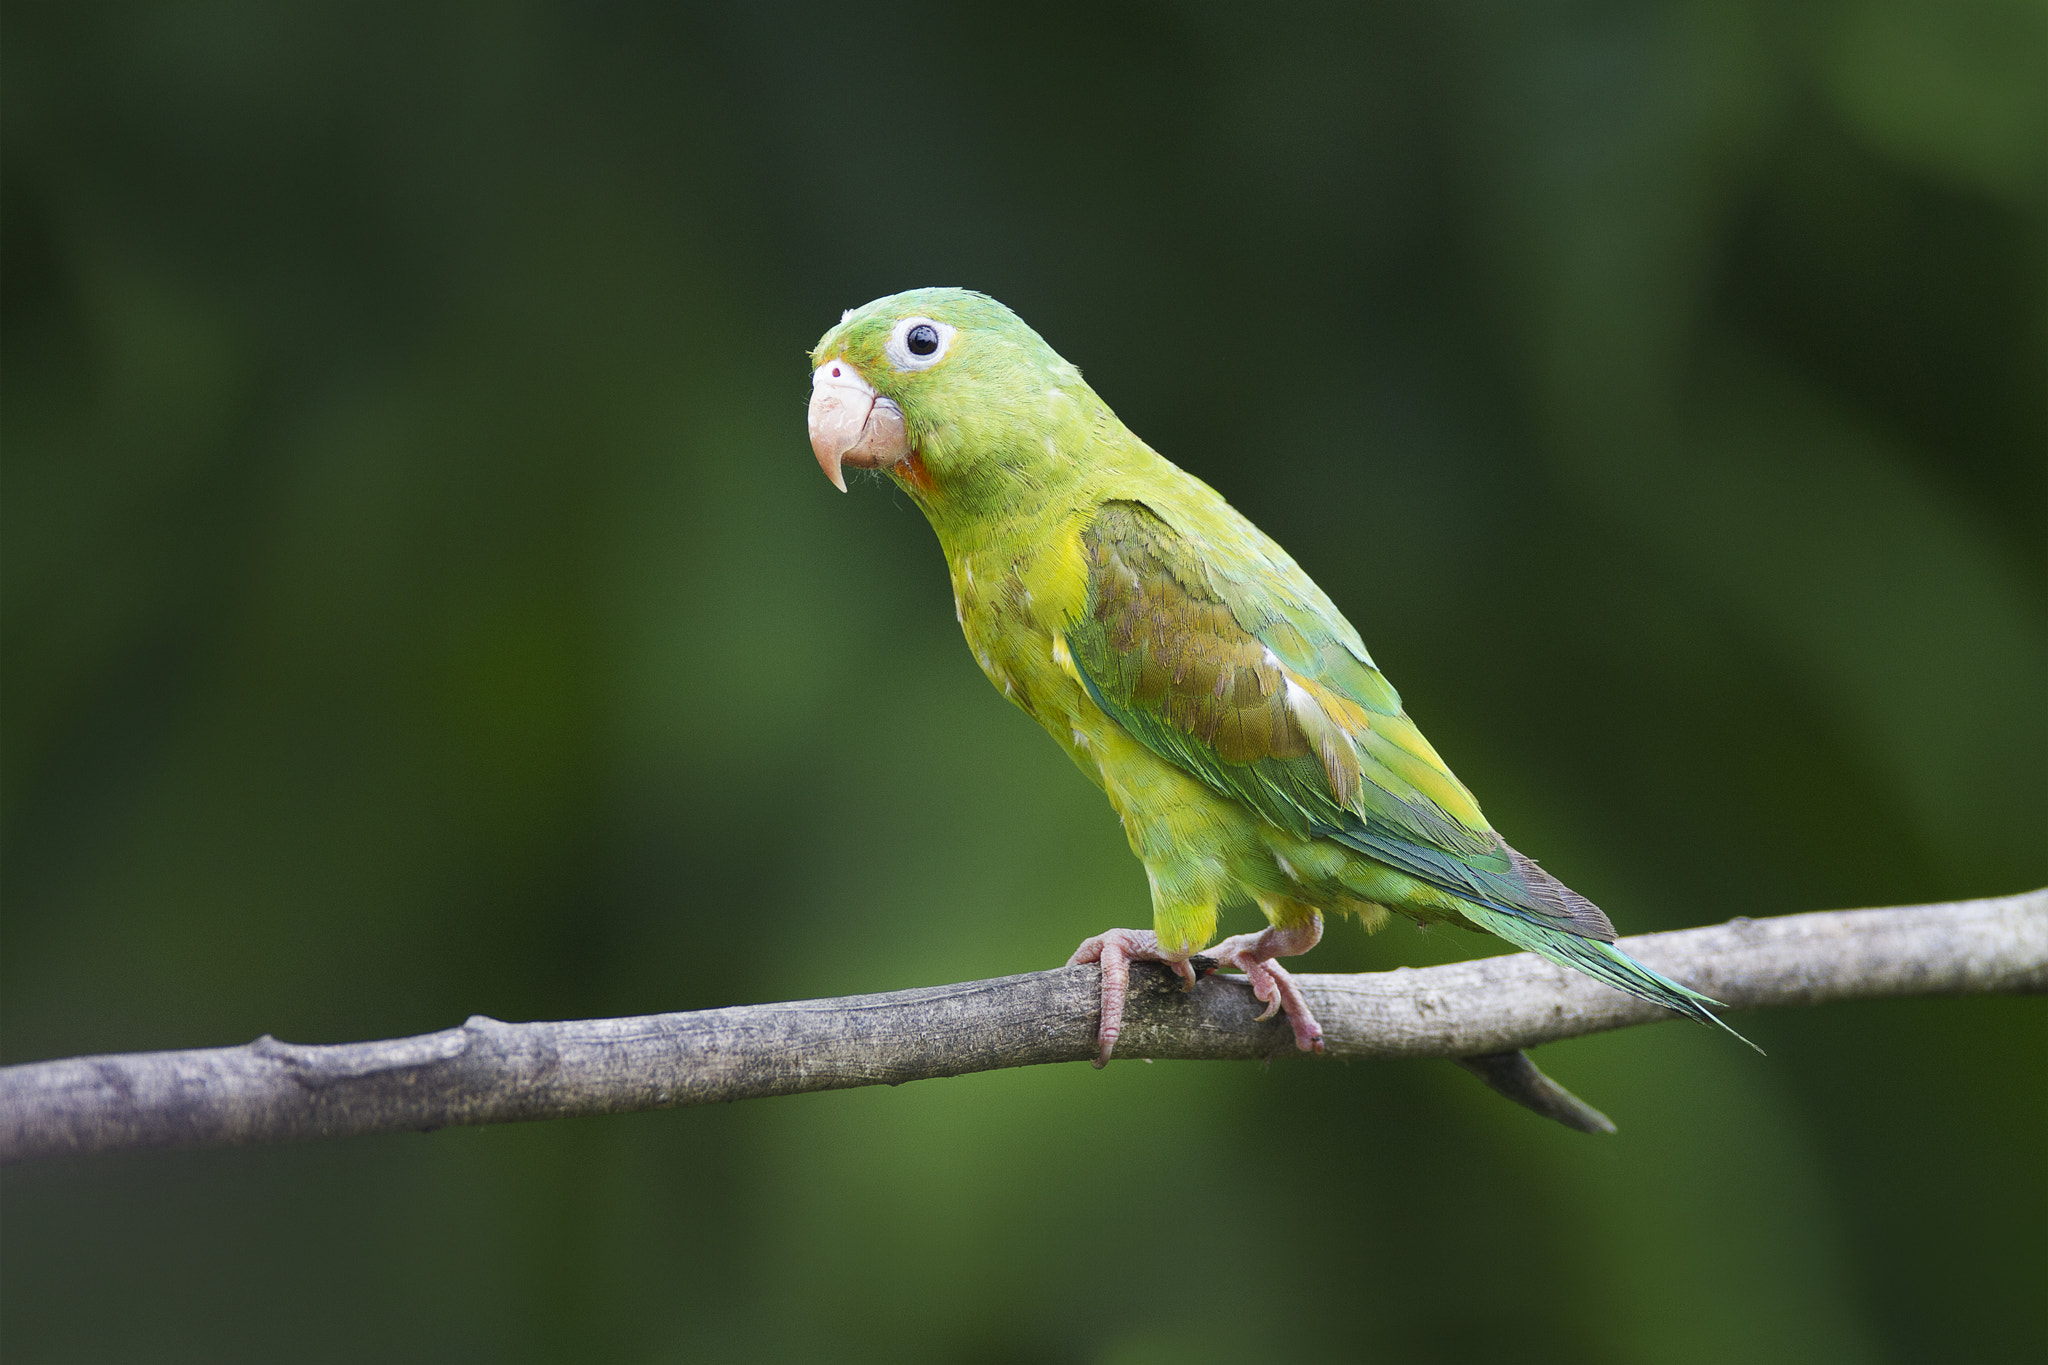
xmin=807 ymin=288 xmax=1747 ymax=1064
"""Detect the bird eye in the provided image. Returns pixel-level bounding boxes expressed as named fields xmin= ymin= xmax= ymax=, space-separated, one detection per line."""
xmin=884 ymin=316 xmax=956 ymax=372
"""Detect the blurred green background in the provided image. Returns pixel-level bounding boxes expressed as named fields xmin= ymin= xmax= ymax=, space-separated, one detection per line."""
xmin=3 ymin=3 xmax=2042 ymax=1362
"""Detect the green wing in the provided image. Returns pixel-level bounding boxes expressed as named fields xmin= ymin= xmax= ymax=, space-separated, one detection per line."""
xmin=1068 ymin=500 xmax=1615 ymax=942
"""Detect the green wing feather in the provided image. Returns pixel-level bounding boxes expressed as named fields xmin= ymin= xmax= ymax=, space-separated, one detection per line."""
xmin=1067 ymin=500 xmax=1617 ymax=943
xmin=1066 ymin=500 xmax=1755 ymax=1046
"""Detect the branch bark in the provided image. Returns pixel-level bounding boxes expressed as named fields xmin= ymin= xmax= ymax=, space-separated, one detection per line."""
xmin=5 ymin=891 xmax=2042 ymax=1162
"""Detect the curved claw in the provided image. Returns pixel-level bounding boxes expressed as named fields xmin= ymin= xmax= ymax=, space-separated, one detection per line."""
xmin=1066 ymin=928 xmax=1195 ymax=1067
xmin=1202 ymin=933 xmax=1324 ymax=1053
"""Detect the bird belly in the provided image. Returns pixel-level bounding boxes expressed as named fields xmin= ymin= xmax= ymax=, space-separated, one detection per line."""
xmin=1090 ymin=735 xmax=1462 ymax=944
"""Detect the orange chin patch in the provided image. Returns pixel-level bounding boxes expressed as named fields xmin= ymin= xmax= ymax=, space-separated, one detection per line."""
xmin=894 ymin=449 xmax=936 ymax=496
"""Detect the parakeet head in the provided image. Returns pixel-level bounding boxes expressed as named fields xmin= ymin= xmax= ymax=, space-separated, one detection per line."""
xmin=807 ymin=288 xmax=1095 ymax=503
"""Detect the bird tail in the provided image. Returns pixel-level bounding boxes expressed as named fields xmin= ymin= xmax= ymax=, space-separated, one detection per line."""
xmin=1458 ymin=901 xmax=1762 ymax=1053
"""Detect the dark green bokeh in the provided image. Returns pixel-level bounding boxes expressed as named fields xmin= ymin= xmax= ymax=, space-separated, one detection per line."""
xmin=4 ymin=3 xmax=2042 ymax=1362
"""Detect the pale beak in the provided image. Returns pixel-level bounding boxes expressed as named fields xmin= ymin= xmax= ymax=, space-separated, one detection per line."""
xmin=808 ymin=359 xmax=910 ymax=492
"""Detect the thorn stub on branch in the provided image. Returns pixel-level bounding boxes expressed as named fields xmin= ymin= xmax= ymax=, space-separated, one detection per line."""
xmin=1454 ymin=1051 xmax=1618 ymax=1134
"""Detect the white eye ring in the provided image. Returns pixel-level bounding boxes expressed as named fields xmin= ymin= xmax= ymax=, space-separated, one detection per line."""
xmin=884 ymin=316 xmax=956 ymax=372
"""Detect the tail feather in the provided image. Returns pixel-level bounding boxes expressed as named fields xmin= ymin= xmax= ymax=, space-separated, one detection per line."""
xmin=1460 ymin=901 xmax=1762 ymax=1053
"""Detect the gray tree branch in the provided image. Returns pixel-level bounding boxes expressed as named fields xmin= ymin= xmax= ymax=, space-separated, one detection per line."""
xmin=4 ymin=891 xmax=2042 ymax=1162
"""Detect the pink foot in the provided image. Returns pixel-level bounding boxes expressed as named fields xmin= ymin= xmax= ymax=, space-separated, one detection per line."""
xmin=1197 ymin=930 xmax=1325 ymax=1055
xmin=1065 ymin=928 xmax=1197 ymax=1068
